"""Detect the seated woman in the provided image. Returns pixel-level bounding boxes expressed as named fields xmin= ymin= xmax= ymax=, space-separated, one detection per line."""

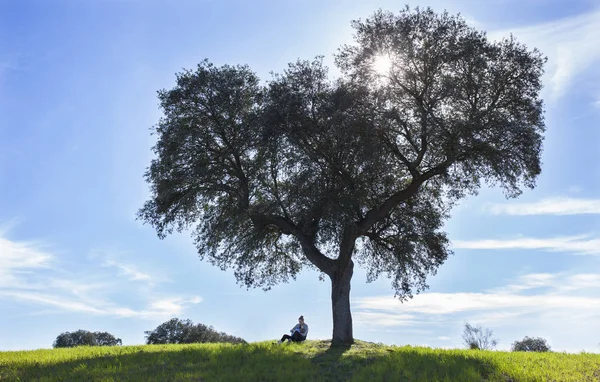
xmin=278 ymin=315 xmax=309 ymax=344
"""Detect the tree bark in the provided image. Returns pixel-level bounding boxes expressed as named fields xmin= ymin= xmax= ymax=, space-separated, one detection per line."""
xmin=331 ymin=258 xmax=354 ymax=346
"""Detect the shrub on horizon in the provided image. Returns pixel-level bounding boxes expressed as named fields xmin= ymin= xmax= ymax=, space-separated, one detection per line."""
xmin=144 ymin=318 xmax=246 ymax=345
xmin=53 ymin=330 xmax=122 ymax=348
xmin=511 ymin=336 xmax=551 ymax=352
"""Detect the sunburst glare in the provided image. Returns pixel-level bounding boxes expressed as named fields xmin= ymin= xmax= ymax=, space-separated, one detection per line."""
xmin=372 ymin=54 xmax=392 ymax=76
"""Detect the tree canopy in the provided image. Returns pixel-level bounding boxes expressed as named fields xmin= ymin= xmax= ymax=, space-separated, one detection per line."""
xmin=144 ymin=318 xmax=246 ymax=345
xmin=139 ymin=6 xmax=546 ymax=345
xmin=53 ymin=330 xmax=122 ymax=348
xmin=511 ymin=336 xmax=551 ymax=352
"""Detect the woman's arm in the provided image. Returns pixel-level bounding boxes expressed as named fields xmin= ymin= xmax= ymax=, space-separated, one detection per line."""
xmin=300 ymin=324 xmax=308 ymax=336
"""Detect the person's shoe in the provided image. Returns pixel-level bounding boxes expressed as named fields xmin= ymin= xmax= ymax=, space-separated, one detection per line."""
xmin=277 ymin=340 xmax=283 ymax=344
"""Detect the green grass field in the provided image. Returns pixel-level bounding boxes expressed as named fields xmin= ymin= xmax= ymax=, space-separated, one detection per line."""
xmin=1 ymin=340 xmax=599 ymax=381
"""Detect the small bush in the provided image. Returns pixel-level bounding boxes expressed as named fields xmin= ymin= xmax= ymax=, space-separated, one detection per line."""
xmin=511 ymin=336 xmax=550 ymax=352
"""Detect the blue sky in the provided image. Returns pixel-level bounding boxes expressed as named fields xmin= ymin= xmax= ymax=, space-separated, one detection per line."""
xmin=1 ymin=0 xmax=599 ymax=353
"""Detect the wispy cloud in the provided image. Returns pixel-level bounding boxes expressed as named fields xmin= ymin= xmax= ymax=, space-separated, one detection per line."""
xmin=0 ymin=232 xmax=53 ymax=289
xmin=490 ymin=9 xmax=600 ymax=101
xmin=490 ymin=273 xmax=556 ymax=293
xmin=90 ymin=249 xmax=167 ymax=284
xmin=0 ymin=290 xmax=203 ymax=319
xmin=0 ymin=291 xmax=105 ymax=314
xmin=354 ymin=311 xmax=418 ymax=327
xmin=355 ymin=292 xmax=600 ymax=317
xmin=485 ymin=272 xmax=600 ymax=295
xmin=353 ymin=272 xmax=600 ymax=351
xmin=452 ymin=235 xmax=600 ymax=255
xmin=561 ymin=274 xmax=600 ymax=291
xmin=0 ymin=236 xmax=53 ymax=269
xmin=0 ymin=227 xmax=200 ymax=319
xmin=102 ymin=259 xmax=152 ymax=282
xmin=488 ymin=197 xmax=600 ymax=215
xmin=113 ymin=296 xmax=203 ymax=319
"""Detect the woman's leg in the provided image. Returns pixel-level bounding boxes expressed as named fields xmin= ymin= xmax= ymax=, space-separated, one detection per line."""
xmin=291 ymin=332 xmax=306 ymax=342
xmin=280 ymin=334 xmax=292 ymax=342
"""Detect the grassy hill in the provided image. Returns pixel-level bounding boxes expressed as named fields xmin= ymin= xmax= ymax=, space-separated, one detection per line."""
xmin=1 ymin=340 xmax=599 ymax=381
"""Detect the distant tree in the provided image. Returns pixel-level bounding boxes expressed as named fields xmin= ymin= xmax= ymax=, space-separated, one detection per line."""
xmin=462 ymin=323 xmax=498 ymax=350
xmin=93 ymin=331 xmax=123 ymax=347
xmin=511 ymin=336 xmax=550 ymax=352
xmin=53 ymin=332 xmax=78 ymax=348
xmin=52 ymin=330 xmax=122 ymax=348
xmin=144 ymin=318 xmax=246 ymax=345
xmin=138 ymin=6 xmax=546 ymax=346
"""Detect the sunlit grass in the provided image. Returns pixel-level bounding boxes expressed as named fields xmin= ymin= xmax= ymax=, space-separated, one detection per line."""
xmin=1 ymin=340 xmax=599 ymax=381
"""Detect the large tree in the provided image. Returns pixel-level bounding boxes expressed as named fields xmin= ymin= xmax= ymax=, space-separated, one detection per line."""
xmin=138 ymin=7 xmax=546 ymax=346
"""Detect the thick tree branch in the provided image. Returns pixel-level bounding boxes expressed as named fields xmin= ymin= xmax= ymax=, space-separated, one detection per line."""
xmin=356 ymin=164 xmax=448 ymax=235
xmin=337 ymin=224 xmax=358 ymax=267
xmin=378 ymin=132 xmax=419 ymax=176
xmin=249 ymin=213 xmax=335 ymax=275
xmin=387 ymin=110 xmax=420 ymax=153
xmin=269 ymin=159 xmax=290 ymax=219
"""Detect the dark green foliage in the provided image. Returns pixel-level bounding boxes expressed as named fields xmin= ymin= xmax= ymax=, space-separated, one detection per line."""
xmin=52 ymin=330 xmax=122 ymax=348
xmin=511 ymin=336 xmax=551 ymax=352
xmin=138 ymin=6 xmax=546 ymax=344
xmin=462 ymin=323 xmax=498 ymax=350
xmin=144 ymin=318 xmax=246 ymax=345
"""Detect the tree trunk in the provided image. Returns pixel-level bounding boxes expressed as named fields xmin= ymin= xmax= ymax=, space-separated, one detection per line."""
xmin=331 ymin=259 xmax=354 ymax=346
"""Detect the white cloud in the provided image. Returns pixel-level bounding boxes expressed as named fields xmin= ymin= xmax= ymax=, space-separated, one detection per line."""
xmin=0 ymin=228 xmax=200 ymax=320
xmin=353 ymin=272 xmax=600 ymax=352
xmin=0 ymin=291 xmax=105 ymax=314
xmin=354 ymin=311 xmax=418 ymax=327
xmin=0 ymin=236 xmax=53 ymax=270
xmin=0 ymin=290 xmax=203 ymax=320
xmin=355 ymin=292 xmax=600 ymax=317
xmin=113 ymin=296 xmax=203 ymax=319
xmin=0 ymin=232 xmax=54 ymax=290
xmin=490 ymin=9 xmax=600 ymax=101
xmin=89 ymin=249 xmax=156 ymax=283
xmin=489 ymin=273 xmax=556 ymax=293
xmin=487 ymin=272 xmax=600 ymax=295
xmin=561 ymin=274 xmax=600 ymax=291
xmin=488 ymin=197 xmax=600 ymax=215
xmin=102 ymin=259 xmax=152 ymax=281
xmin=188 ymin=296 xmax=203 ymax=304
xmin=452 ymin=235 xmax=600 ymax=255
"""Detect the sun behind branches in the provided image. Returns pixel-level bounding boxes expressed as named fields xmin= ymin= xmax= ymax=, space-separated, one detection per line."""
xmin=372 ymin=54 xmax=392 ymax=76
